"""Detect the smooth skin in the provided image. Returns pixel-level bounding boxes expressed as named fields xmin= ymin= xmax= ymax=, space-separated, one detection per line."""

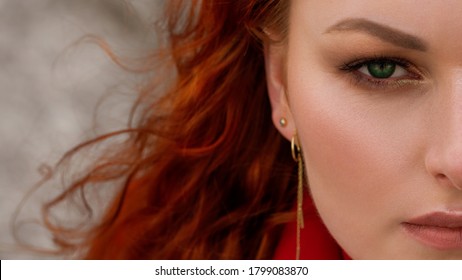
xmin=266 ymin=0 xmax=462 ymax=259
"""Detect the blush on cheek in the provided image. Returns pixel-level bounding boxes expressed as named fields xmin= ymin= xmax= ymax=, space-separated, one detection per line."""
xmin=290 ymin=80 xmax=405 ymax=256
xmin=299 ymin=100 xmax=381 ymax=203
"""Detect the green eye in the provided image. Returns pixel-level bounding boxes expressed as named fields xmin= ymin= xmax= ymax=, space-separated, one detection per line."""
xmin=367 ymin=61 xmax=396 ymax=79
xmin=341 ymin=57 xmax=415 ymax=87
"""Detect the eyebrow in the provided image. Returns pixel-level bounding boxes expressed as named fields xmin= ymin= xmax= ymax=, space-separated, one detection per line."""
xmin=324 ymin=18 xmax=428 ymax=52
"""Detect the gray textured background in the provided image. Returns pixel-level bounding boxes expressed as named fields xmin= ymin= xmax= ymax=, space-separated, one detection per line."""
xmin=0 ymin=0 xmax=160 ymax=259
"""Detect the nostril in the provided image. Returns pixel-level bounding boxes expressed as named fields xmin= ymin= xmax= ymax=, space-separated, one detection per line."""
xmin=435 ymin=173 xmax=462 ymax=191
xmin=435 ymin=174 xmax=447 ymax=180
xmin=435 ymin=173 xmax=450 ymax=186
xmin=425 ymin=149 xmax=462 ymax=191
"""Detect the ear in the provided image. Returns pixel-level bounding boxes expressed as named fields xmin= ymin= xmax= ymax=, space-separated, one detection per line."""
xmin=264 ymin=40 xmax=294 ymax=141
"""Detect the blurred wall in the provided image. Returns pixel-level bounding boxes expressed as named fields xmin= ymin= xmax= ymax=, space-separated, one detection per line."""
xmin=0 ymin=0 xmax=160 ymax=258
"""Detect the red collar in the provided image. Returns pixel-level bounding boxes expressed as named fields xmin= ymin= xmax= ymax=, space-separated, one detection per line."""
xmin=273 ymin=193 xmax=351 ymax=260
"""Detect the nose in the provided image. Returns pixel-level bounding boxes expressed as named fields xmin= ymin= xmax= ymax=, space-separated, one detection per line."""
xmin=425 ymin=72 xmax=462 ymax=191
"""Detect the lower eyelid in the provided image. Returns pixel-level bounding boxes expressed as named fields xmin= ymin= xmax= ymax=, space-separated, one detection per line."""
xmin=349 ymin=69 xmax=423 ymax=90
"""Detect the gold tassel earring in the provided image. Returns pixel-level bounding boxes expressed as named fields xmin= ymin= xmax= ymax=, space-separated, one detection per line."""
xmin=291 ymin=134 xmax=304 ymax=260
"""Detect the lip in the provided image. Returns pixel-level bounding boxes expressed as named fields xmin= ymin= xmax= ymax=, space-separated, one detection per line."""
xmin=402 ymin=212 xmax=462 ymax=250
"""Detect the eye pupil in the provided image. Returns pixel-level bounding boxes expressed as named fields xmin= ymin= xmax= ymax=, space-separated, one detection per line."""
xmin=367 ymin=61 xmax=396 ymax=78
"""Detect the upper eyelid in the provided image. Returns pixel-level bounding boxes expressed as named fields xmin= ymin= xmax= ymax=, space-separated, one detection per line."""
xmin=340 ymin=57 xmax=412 ymax=71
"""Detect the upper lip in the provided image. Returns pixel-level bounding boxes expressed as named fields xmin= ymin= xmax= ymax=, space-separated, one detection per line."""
xmin=405 ymin=212 xmax=462 ymax=228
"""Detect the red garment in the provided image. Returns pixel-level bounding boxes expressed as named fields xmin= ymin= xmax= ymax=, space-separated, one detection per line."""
xmin=273 ymin=193 xmax=351 ymax=260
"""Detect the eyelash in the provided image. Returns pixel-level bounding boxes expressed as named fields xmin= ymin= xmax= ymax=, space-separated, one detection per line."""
xmin=339 ymin=56 xmax=422 ymax=90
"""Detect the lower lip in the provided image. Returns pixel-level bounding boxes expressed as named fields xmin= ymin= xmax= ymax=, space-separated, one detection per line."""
xmin=402 ymin=223 xmax=462 ymax=250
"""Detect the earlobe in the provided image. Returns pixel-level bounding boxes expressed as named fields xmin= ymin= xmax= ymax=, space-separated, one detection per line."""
xmin=264 ymin=40 xmax=294 ymax=141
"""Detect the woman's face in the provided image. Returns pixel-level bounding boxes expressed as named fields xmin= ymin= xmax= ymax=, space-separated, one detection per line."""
xmin=266 ymin=0 xmax=462 ymax=259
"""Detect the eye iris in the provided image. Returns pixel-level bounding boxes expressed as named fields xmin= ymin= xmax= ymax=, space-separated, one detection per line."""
xmin=367 ymin=61 xmax=396 ymax=78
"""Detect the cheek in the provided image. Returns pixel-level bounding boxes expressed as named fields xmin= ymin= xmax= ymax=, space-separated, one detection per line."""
xmin=289 ymin=68 xmax=399 ymax=195
xmin=293 ymin=80 xmax=394 ymax=212
xmin=286 ymin=63 xmax=425 ymax=257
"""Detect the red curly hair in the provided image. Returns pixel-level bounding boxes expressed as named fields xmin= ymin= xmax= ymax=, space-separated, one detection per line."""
xmin=39 ymin=0 xmax=297 ymax=259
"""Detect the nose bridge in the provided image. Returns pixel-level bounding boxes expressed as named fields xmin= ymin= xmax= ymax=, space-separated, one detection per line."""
xmin=427 ymin=69 xmax=462 ymax=190
xmin=445 ymin=69 xmax=462 ymax=144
